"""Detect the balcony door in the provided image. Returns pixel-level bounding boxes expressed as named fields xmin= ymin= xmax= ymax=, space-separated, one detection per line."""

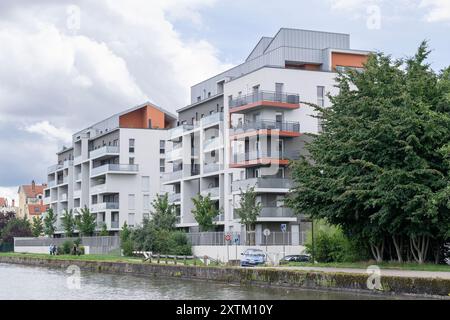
xmin=275 ymin=83 xmax=284 ymax=102
xmin=275 ymin=112 xmax=284 ymax=130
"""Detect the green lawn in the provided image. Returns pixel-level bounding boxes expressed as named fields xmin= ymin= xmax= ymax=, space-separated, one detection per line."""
xmin=283 ymin=261 xmax=450 ymax=272
xmin=0 ymin=252 xmax=206 ymax=266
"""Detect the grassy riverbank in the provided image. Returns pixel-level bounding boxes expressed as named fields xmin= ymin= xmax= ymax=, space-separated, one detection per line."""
xmin=0 ymin=252 xmax=203 ymax=266
xmin=284 ymin=261 xmax=450 ymax=272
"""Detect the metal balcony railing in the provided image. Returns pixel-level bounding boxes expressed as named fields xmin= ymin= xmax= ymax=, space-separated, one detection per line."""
xmin=89 ymin=146 xmax=119 ymax=159
xmin=232 ymin=177 xmax=293 ymax=192
xmin=231 ymin=120 xmax=300 ymax=135
xmin=229 ymin=91 xmax=300 ymax=110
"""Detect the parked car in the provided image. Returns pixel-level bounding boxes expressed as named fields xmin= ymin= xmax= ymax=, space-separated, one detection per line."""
xmin=240 ymin=249 xmax=266 ymax=267
xmin=279 ymin=254 xmax=311 ymax=264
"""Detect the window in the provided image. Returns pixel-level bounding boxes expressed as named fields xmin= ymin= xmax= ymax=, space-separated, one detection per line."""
xmin=208 ymin=92 xmax=211 ymax=98
xmin=142 ymin=176 xmax=150 ymax=192
xmin=201 ymin=114 xmax=204 ymax=118
xmin=129 ymin=157 xmax=135 ymax=165
xmin=148 ymin=119 xmax=152 ymax=128
xmin=210 ymin=110 xmax=214 ymax=115
xmin=143 ymin=195 xmax=150 ymax=211
xmin=128 ymin=194 xmax=135 ymax=210
xmin=129 ymin=139 xmax=135 ymax=153
xmin=160 ymin=159 xmax=165 ymax=173
xmin=128 ymin=213 xmax=135 ymax=227
xmin=197 ymin=96 xmax=201 ymax=102
xmin=160 ymin=140 xmax=165 ymax=154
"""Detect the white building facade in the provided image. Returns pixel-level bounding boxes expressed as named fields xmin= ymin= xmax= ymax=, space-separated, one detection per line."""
xmin=163 ymin=28 xmax=369 ymax=243
xmin=44 ymin=103 xmax=176 ymax=235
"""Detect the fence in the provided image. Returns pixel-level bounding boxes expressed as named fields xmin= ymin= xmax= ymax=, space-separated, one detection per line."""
xmin=14 ymin=236 xmax=120 ymax=255
xmin=186 ymin=231 xmax=306 ymax=246
xmin=0 ymin=242 xmax=14 ymax=252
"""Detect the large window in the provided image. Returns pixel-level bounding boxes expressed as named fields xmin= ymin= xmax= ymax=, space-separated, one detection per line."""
xmin=160 ymin=159 xmax=165 ymax=173
xmin=160 ymin=140 xmax=165 ymax=154
xmin=143 ymin=195 xmax=150 ymax=211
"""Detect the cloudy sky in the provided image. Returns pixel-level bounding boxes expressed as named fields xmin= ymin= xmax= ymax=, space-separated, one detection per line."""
xmin=1 ymin=0 xmax=449 ymax=202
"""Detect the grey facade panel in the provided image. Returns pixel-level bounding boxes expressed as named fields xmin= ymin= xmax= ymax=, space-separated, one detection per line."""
xmin=178 ymin=96 xmax=223 ymax=125
xmin=246 ymin=37 xmax=273 ymax=61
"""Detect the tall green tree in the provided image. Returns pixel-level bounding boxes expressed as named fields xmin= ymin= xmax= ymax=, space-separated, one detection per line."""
xmin=1 ymin=217 xmax=32 ymax=243
xmin=0 ymin=211 xmax=15 ymax=231
xmin=235 ymin=187 xmax=261 ymax=245
xmin=43 ymin=208 xmax=57 ymax=237
xmin=31 ymin=216 xmax=43 ymax=237
xmin=287 ymin=42 xmax=450 ymax=264
xmin=150 ymin=193 xmax=176 ymax=231
xmin=60 ymin=209 xmax=76 ymax=237
xmin=76 ymin=207 xmax=96 ymax=237
xmin=191 ymin=194 xmax=219 ymax=232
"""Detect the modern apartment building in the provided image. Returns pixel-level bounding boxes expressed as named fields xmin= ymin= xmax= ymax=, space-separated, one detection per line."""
xmin=43 ymin=102 xmax=176 ymax=235
xmin=163 ymin=28 xmax=369 ymax=240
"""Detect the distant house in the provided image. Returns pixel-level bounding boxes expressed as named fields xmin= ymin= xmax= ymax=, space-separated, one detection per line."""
xmin=17 ymin=180 xmax=48 ymax=219
xmin=0 ymin=197 xmax=17 ymax=214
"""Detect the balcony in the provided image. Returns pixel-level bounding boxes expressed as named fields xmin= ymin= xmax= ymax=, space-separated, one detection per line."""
xmin=161 ymin=170 xmax=183 ymax=183
xmin=59 ymin=194 xmax=68 ymax=202
xmin=43 ymin=196 xmax=51 ymax=205
xmin=213 ymin=213 xmax=224 ymax=222
xmin=201 ymin=112 xmax=223 ymax=127
xmin=63 ymin=160 xmax=73 ymax=168
xmin=187 ymin=164 xmax=200 ymax=177
xmin=73 ymin=189 xmax=81 ymax=198
xmin=203 ymin=162 xmax=223 ymax=174
xmin=75 ymin=172 xmax=82 ymax=181
xmin=47 ymin=164 xmax=63 ymax=174
xmin=90 ymin=184 xmax=106 ymax=194
xmin=203 ymin=136 xmax=222 ymax=152
xmin=57 ymin=176 xmax=69 ymax=185
xmin=230 ymin=150 xmax=300 ymax=168
xmin=169 ymin=124 xmax=195 ymax=140
xmin=91 ymin=202 xmax=119 ymax=212
xmin=232 ymin=177 xmax=293 ymax=192
xmin=74 ymin=155 xmax=82 ymax=165
xmin=166 ymin=146 xmax=183 ymax=162
xmin=234 ymin=207 xmax=295 ymax=219
xmin=168 ymin=193 xmax=181 ymax=203
xmin=229 ymin=91 xmax=300 ymax=114
xmin=89 ymin=146 xmax=119 ymax=159
xmin=90 ymin=164 xmax=139 ymax=177
xmin=230 ymin=120 xmax=300 ymax=138
xmin=48 ymin=180 xmax=56 ymax=188
xmin=200 ymin=187 xmax=219 ymax=198
xmin=111 ymin=221 xmax=120 ymax=229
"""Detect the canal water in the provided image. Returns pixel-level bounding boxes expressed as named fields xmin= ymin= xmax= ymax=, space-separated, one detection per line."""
xmin=0 ymin=263 xmax=401 ymax=300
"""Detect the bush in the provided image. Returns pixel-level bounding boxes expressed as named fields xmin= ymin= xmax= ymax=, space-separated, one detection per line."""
xmin=122 ymin=239 xmax=134 ymax=257
xmin=305 ymin=222 xmax=368 ymax=263
xmin=62 ymin=240 xmax=73 ymax=255
xmin=78 ymin=246 xmax=85 ymax=255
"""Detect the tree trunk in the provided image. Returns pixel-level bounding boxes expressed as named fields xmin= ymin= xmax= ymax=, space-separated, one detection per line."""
xmin=392 ymin=235 xmax=403 ymax=263
xmin=410 ymin=235 xmax=430 ymax=264
xmin=434 ymin=240 xmax=441 ymax=265
xmin=370 ymin=240 xmax=384 ymax=263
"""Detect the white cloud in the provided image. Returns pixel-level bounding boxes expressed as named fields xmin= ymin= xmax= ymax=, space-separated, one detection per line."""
xmin=0 ymin=0 xmax=231 ymax=189
xmin=0 ymin=186 xmax=19 ymax=206
xmin=420 ymin=0 xmax=450 ymax=22
xmin=24 ymin=121 xmax=72 ymax=144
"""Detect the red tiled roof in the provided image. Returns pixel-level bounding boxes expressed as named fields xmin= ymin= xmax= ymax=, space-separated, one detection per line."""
xmin=0 ymin=197 xmax=7 ymax=207
xmin=20 ymin=184 xmax=47 ymax=198
xmin=28 ymin=204 xmax=48 ymax=216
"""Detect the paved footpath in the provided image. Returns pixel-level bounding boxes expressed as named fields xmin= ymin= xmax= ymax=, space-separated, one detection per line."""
xmin=273 ymin=266 xmax=450 ymax=279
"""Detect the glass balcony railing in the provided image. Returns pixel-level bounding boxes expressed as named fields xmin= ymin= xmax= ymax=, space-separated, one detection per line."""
xmin=201 ymin=187 xmax=219 ymax=198
xmin=91 ymin=202 xmax=119 ymax=212
xmin=166 ymin=146 xmax=183 ymax=161
xmin=231 ymin=120 xmax=300 ymax=135
xmin=169 ymin=124 xmax=195 ymax=140
xmin=213 ymin=213 xmax=224 ymax=222
xmin=74 ymin=155 xmax=82 ymax=165
xmin=229 ymin=91 xmax=300 ymax=110
xmin=91 ymin=164 xmax=139 ymax=176
xmin=168 ymin=193 xmax=181 ymax=203
xmin=232 ymin=150 xmax=300 ymax=163
xmin=203 ymin=162 xmax=223 ymax=173
xmin=89 ymin=146 xmax=119 ymax=159
xmin=201 ymin=112 xmax=223 ymax=127
xmin=161 ymin=170 xmax=183 ymax=182
xmin=90 ymin=184 xmax=106 ymax=194
xmin=232 ymin=177 xmax=293 ymax=192
xmin=111 ymin=221 xmax=120 ymax=229
xmin=203 ymin=136 xmax=222 ymax=151
xmin=234 ymin=207 xmax=294 ymax=219
xmin=48 ymin=180 xmax=56 ymax=188
xmin=47 ymin=164 xmax=63 ymax=174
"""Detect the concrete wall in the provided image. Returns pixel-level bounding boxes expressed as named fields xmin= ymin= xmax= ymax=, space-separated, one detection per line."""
xmin=192 ymin=245 xmax=306 ymax=263
xmin=14 ymin=246 xmax=91 ymax=255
